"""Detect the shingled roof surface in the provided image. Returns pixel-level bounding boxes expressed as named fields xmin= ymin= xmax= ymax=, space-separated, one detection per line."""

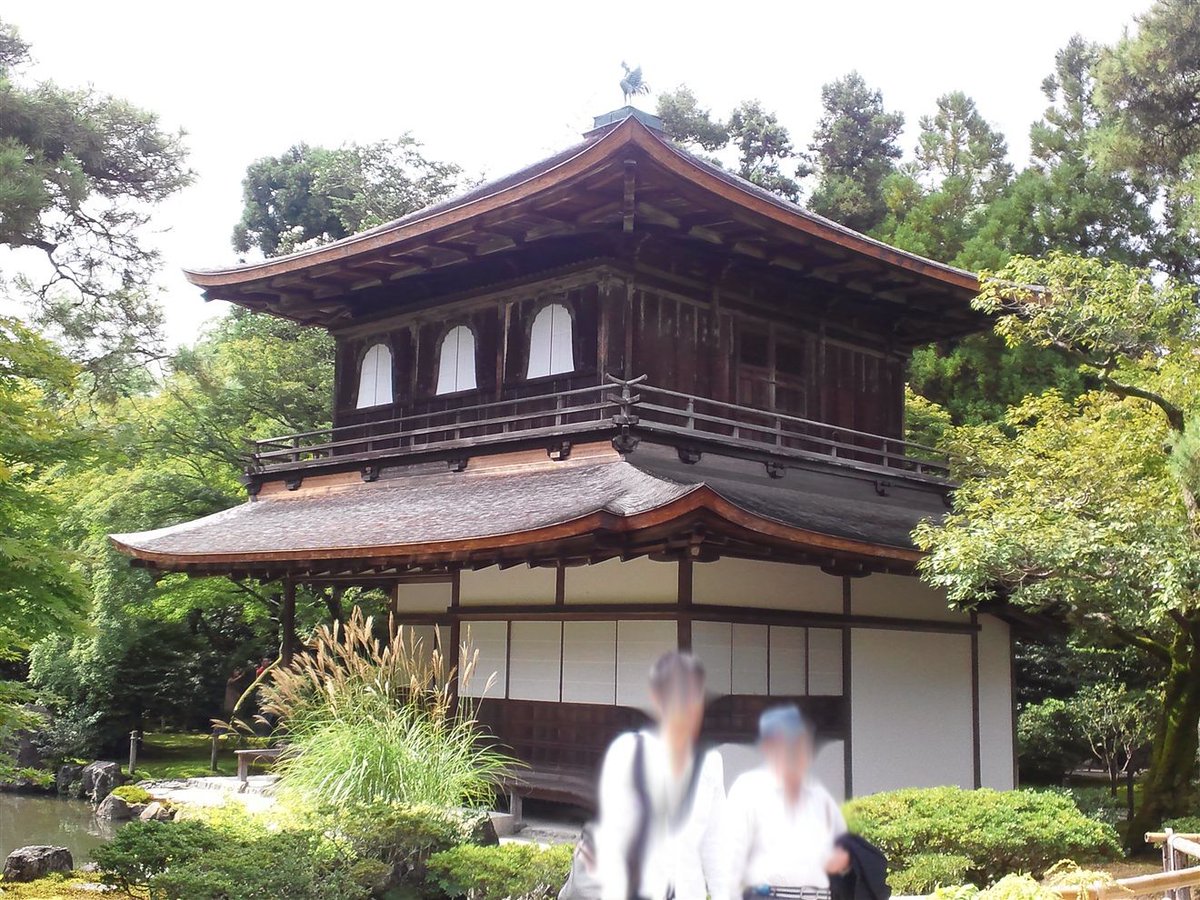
xmin=110 ymin=449 xmax=944 ymax=567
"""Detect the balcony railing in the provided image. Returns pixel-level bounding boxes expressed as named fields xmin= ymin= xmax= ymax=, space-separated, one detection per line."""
xmin=249 ymin=375 xmax=951 ymax=483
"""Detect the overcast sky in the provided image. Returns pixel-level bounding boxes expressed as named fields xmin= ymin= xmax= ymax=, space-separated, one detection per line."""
xmin=6 ymin=0 xmax=1152 ymax=348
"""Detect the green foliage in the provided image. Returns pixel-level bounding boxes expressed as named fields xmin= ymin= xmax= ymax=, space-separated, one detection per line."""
xmin=93 ymin=818 xmax=367 ymax=900
xmin=92 ymin=819 xmax=225 ymax=894
xmin=232 ymin=138 xmax=462 ymax=257
xmin=0 ymin=18 xmax=190 ymax=385
xmin=844 ymin=786 xmax=1120 ymax=884
xmin=1058 ymin=786 xmax=1130 ymax=828
xmin=727 ymin=101 xmax=801 ymax=201
xmin=25 ymin=309 xmax=335 ymax=753
xmin=334 ymin=802 xmax=491 ymax=887
xmin=889 ymin=853 xmax=973 ymax=894
xmin=262 ymin=609 xmax=514 ymax=809
xmin=110 ymin=784 xmax=153 ymax=804
xmin=656 ymin=86 xmax=729 ymax=153
xmin=426 ymin=843 xmax=573 ymax=900
xmin=799 ymin=71 xmax=904 ymax=233
xmin=1017 ymin=699 xmax=1090 ymax=784
xmin=908 ymin=333 xmax=1088 ymax=426
xmin=1163 ymin=816 xmax=1200 ymax=834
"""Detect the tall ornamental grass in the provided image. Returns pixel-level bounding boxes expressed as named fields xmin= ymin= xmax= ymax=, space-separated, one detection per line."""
xmin=258 ymin=608 xmax=514 ymax=809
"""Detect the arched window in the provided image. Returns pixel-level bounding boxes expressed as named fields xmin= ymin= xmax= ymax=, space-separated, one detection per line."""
xmin=436 ymin=325 xmax=477 ymax=395
xmin=355 ymin=343 xmax=393 ymax=409
xmin=526 ymin=303 xmax=574 ymax=379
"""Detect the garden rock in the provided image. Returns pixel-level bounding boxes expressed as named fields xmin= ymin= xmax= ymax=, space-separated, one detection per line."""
xmin=139 ymin=801 xmax=172 ymax=822
xmin=56 ymin=763 xmax=84 ymax=796
xmin=80 ymin=761 xmax=124 ymax=803
xmin=96 ymin=792 xmax=144 ymax=821
xmin=2 ymin=845 xmax=73 ymax=882
xmin=453 ymin=808 xmax=499 ymax=846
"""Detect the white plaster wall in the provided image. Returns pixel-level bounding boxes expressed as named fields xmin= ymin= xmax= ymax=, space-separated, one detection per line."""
xmin=692 ymin=621 xmax=733 ymax=696
xmin=562 ymin=621 xmax=616 ymax=704
xmin=732 ymin=623 xmax=768 ymax=694
xmin=851 ymin=573 xmax=963 ymax=622
xmin=978 ymin=615 xmax=1016 ymax=789
xmin=693 ymin=559 xmax=842 ymax=612
xmin=460 ymin=565 xmax=556 ymax=605
xmin=615 ymin=619 xmax=678 ymax=707
xmin=850 ymin=628 xmax=974 ymax=795
xmin=460 ymin=621 xmax=507 ymax=698
xmin=508 ymin=621 xmax=562 ymax=702
xmin=566 ymin=557 xmax=678 ymax=604
xmin=769 ymin=626 xmax=807 ymax=695
xmin=808 ymin=628 xmax=843 ymax=696
xmin=395 ymin=580 xmax=453 ymax=613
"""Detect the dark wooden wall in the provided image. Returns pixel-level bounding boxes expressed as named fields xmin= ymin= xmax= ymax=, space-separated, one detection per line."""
xmin=332 ymin=272 xmax=904 ymax=439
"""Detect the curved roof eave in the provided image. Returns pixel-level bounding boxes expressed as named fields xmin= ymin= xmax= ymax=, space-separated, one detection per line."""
xmin=184 ymin=116 xmax=979 ymax=295
xmin=108 ymin=483 xmax=921 ymax=570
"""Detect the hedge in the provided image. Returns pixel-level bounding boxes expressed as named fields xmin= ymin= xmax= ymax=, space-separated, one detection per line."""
xmin=426 ymin=843 xmax=574 ymax=900
xmin=844 ymin=786 xmax=1120 ymax=884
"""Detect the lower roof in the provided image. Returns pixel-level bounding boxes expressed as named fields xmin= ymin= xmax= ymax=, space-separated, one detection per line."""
xmin=110 ymin=442 xmax=946 ymax=574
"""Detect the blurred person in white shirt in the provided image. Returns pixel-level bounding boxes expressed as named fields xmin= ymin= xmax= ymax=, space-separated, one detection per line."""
xmin=725 ymin=704 xmax=850 ymax=900
xmin=592 ymin=651 xmax=727 ymax=900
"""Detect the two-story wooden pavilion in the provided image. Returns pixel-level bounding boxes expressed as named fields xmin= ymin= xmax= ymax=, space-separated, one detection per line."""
xmin=112 ymin=108 xmax=1016 ymax=802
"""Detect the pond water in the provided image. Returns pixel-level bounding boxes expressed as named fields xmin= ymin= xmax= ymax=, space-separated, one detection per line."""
xmin=0 ymin=794 xmax=118 ymax=865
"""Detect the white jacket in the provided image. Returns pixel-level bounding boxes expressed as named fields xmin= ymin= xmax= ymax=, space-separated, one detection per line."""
xmin=594 ymin=730 xmax=728 ymax=900
xmin=724 ymin=767 xmax=847 ymax=900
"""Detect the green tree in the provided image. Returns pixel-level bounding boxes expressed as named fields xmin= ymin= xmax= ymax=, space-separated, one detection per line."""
xmin=1094 ymin=0 xmax=1200 ymax=279
xmin=799 ymin=72 xmax=904 ymax=232
xmin=960 ymin=37 xmax=1159 ymax=272
xmin=0 ymin=20 xmax=190 ymax=385
xmin=232 ymin=138 xmax=462 ymax=257
xmin=727 ymin=100 xmax=801 ymax=201
xmin=876 ymin=92 xmax=1012 ymax=264
xmin=656 ymin=85 xmax=729 ymax=152
xmin=28 ymin=310 xmax=338 ymax=751
xmin=916 ymin=252 xmax=1200 ymax=841
xmin=1075 ymin=684 xmax=1156 ymax=797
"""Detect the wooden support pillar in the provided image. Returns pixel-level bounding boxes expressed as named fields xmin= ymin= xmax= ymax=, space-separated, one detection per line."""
xmin=970 ymin=610 xmax=982 ymax=789
xmin=448 ymin=570 xmax=462 ymax=710
xmin=842 ymin=576 xmax=854 ymax=798
xmin=677 ymin=556 xmax=694 ymax=651
xmin=281 ymin=578 xmax=297 ymax=665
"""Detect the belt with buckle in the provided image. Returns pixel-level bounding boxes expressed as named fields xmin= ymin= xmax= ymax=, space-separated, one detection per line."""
xmin=746 ymin=887 xmax=832 ymax=900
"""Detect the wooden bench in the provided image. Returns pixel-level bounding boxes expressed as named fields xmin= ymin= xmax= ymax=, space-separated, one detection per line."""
xmin=234 ymin=747 xmax=284 ymax=784
xmin=499 ymin=764 xmax=597 ymax=823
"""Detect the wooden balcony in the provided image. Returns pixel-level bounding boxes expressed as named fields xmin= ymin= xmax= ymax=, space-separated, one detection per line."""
xmin=248 ymin=376 xmax=951 ymax=484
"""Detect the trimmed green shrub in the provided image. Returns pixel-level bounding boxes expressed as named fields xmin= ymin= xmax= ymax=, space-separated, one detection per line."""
xmin=110 ymin=784 xmax=153 ymax=804
xmin=149 ymin=830 xmax=366 ymax=900
xmin=335 ymin=802 xmax=493 ymax=886
xmin=92 ymin=819 xmax=224 ymax=894
xmin=890 ymin=853 xmax=973 ymax=894
xmin=844 ymin=787 xmax=1120 ymax=884
xmin=426 ymin=843 xmax=573 ymax=900
xmin=91 ymin=817 xmax=368 ymax=899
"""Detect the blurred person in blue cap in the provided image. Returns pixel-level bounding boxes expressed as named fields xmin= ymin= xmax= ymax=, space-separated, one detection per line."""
xmin=589 ymin=651 xmax=727 ymax=900
xmin=724 ymin=703 xmax=849 ymax=900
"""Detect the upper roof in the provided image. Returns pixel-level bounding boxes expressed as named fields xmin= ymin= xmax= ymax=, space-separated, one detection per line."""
xmin=187 ymin=113 xmax=982 ymax=341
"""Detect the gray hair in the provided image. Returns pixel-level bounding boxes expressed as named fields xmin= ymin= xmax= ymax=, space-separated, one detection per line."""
xmin=648 ymin=651 xmax=705 ymax=698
